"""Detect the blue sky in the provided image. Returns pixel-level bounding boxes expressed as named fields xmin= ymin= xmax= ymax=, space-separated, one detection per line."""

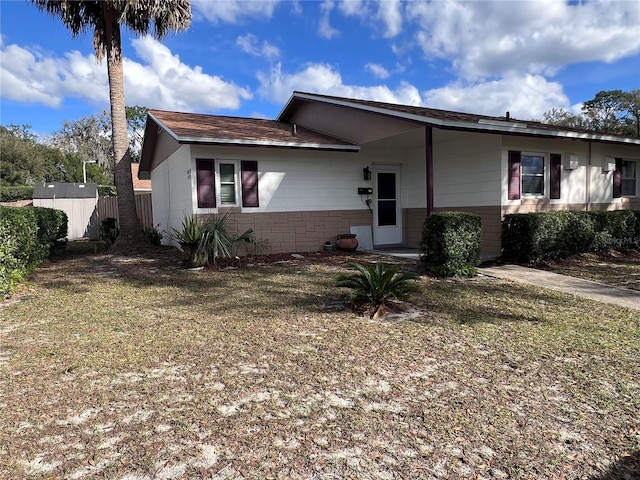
xmin=1 ymin=0 xmax=639 ymax=135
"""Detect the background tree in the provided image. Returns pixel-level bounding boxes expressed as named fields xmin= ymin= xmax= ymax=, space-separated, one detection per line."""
xmin=1 ymin=125 xmax=65 ymax=186
xmin=542 ymin=108 xmax=589 ymax=130
xmin=0 ymin=124 xmax=111 ymax=187
xmin=542 ymin=89 xmax=640 ymax=138
xmin=621 ymin=89 xmax=640 ymax=138
xmin=582 ymin=90 xmax=628 ymax=135
xmin=49 ymin=112 xmax=114 ymax=178
xmin=126 ymin=105 xmax=148 ymax=163
xmin=32 ymin=1 xmax=191 ymax=244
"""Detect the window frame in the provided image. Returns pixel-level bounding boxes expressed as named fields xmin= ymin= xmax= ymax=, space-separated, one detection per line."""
xmin=621 ymin=159 xmax=637 ymax=197
xmin=217 ymin=160 xmax=239 ymax=206
xmin=520 ymin=152 xmax=548 ymax=198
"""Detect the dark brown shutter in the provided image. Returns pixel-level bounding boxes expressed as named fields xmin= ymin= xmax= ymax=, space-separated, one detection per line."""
xmin=613 ymin=158 xmax=623 ymax=198
xmin=508 ymin=151 xmax=521 ymax=200
xmin=196 ymin=159 xmax=216 ymax=208
xmin=550 ymin=153 xmax=561 ymax=199
xmin=241 ymin=160 xmax=259 ymax=207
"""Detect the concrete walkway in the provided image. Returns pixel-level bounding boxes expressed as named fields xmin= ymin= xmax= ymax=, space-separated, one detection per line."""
xmin=480 ymin=264 xmax=640 ymax=311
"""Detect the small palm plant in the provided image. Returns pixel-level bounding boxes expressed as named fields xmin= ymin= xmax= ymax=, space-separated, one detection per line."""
xmin=197 ymin=213 xmax=255 ymax=265
xmin=172 ymin=213 xmax=256 ymax=268
xmin=337 ymin=262 xmax=419 ymax=319
xmin=172 ymin=215 xmax=205 ymax=267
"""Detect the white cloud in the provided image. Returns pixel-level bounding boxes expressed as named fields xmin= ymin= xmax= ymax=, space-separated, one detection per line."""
xmin=257 ymin=62 xmax=422 ymax=105
xmin=258 ymin=63 xmax=576 ymax=120
xmin=422 ymin=74 xmax=575 ymax=120
xmin=192 ymin=0 xmax=279 ymax=24
xmin=0 ymin=44 xmax=107 ymax=107
xmin=0 ymin=37 xmax=252 ymax=112
xmin=377 ymin=0 xmax=403 ymax=38
xmin=336 ymin=0 xmax=403 ymax=38
xmin=365 ymin=63 xmax=390 ymax=79
xmin=318 ymin=0 xmax=340 ymax=39
xmin=125 ymin=37 xmax=252 ymax=111
xmin=236 ymin=34 xmax=280 ymax=59
xmin=407 ymin=0 xmax=640 ymax=80
xmin=338 ymin=0 xmax=366 ymax=17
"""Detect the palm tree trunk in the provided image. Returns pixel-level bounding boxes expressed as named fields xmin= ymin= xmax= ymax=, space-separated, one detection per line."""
xmin=103 ymin=2 xmax=139 ymax=244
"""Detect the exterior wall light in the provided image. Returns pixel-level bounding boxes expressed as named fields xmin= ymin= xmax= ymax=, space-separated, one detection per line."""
xmin=363 ymin=166 xmax=371 ymax=181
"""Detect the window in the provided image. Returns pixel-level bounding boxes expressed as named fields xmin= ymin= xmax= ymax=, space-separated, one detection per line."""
xmin=195 ymin=159 xmax=259 ymax=210
xmin=622 ymin=160 xmax=637 ymax=196
xmin=521 ymin=155 xmax=545 ymax=196
xmin=219 ymin=162 xmax=237 ymax=205
xmin=508 ymin=151 xmax=562 ymax=201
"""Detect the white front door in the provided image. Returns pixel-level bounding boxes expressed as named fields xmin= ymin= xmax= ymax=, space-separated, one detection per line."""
xmin=373 ymin=165 xmax=402 ymax=246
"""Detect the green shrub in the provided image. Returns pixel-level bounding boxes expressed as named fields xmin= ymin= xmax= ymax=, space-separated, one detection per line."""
xmin=0 ymin=215 xmax=28 ymax=296
xmin=141 ymin=224 xmax=163 ymax=245
xmin=0 ymin=207 xmax=47 ymax=266
xmin=32 ymin=207 xmax=68 ymax=246
xmin=0 ymin=206 xmax=62 ymax=297
xmin=502 ymin=210 xmax=640 ymax=262
xmin=421 ymin=212 xmax=482 ymax=277
xmin=337 ymin=262 xmax=418 ymax=318
xmin=0 ymin=185 xmax=35 ymax=202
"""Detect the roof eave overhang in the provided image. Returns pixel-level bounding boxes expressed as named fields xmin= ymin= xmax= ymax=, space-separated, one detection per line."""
xmin=176 ymin=136 xmax=360 ymax=152
xmin=280 ymin=92 xmax=640 ymax=146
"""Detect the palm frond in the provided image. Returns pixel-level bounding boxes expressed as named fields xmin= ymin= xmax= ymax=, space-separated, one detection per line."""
xmin=337 ymin=262 xmax=418 ymax=307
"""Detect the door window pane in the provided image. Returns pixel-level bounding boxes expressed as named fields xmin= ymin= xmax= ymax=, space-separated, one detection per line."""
xmin=378 ymin=172 xmax=396 ymax=199
xmin=378 ymin=200 xmax=396 ymax=226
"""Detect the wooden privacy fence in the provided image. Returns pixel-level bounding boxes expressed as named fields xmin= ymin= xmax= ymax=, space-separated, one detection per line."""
xmin=96 ymin=193 xmax=153 ymax=229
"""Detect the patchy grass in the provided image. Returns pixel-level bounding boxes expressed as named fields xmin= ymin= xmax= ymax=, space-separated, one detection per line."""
xmin=535 ymin=249 xmax=640 ymax=291
xmin=1 ymin=247 xmax=639 ymax=479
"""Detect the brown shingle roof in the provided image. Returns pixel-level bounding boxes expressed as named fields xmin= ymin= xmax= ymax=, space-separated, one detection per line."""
xmin=149 ymin=109 xmax=358 ymax=149
xmin=282 ymin=91 xmax=639 ymax=142
xmin=131 ymin=163 xmax=151 ymax=191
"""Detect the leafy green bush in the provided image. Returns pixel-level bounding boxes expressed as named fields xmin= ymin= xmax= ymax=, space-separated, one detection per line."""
xmin=502 ymin=210 xmax=640 ymax=262
xmin=141 ymin=224 xmax=163 ymax=245
xmin=32 ymin=207 xmax=68 ymax=246
xmin=0 ymin=206 xmax=63 ymax=297
xmin=337 ymin=262 xmax=418 ymax=318
xmin=0 ymin=185 xmax=35 ymax=202
xmin=421 ymin=212 xmax=482 ymax=277
xmin=0 ymin=207 xmax=47 ymax=266
xmin=0 ymin=218 xmax=24 ymax=296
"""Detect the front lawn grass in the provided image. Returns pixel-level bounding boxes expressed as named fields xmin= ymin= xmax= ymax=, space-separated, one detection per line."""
xmin=1 ymin=248 xmax=638 ymax=479
xmin=535 ymin=248 xmax=640 ymax=291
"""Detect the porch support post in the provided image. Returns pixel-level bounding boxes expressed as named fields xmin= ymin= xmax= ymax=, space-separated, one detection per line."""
xmin=425 ymin=126 xmax=434 ymax=216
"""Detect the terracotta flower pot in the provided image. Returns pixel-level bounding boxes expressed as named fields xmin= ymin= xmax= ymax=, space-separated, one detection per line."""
xmin=336 ymin=233 xmax=358 ymax=252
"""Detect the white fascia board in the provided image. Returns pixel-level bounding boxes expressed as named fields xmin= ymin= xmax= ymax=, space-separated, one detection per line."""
xmin=147 ymin=112 xmax=180 ymax=142
xmin=288 ymin=92 xmax=640 ymax=145
xmin=176 ymin=136 xmax=360 ymax=151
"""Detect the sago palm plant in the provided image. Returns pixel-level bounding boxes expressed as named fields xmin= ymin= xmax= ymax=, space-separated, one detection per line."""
xmin=337 ymin=262 xmax=419 ymax=318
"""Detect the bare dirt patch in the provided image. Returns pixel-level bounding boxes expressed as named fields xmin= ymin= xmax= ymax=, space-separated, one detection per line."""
xmin=1 ymin=246 xmax=638 ymax=479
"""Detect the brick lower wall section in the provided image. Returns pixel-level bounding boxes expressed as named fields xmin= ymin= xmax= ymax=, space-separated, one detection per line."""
xmin=197 ymin=209 xmax=373 ymax=254
xmin=197 ymin=201 xmax=640 ymax=257
xmin=404 ymin=208 xmax=429 ymax=249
